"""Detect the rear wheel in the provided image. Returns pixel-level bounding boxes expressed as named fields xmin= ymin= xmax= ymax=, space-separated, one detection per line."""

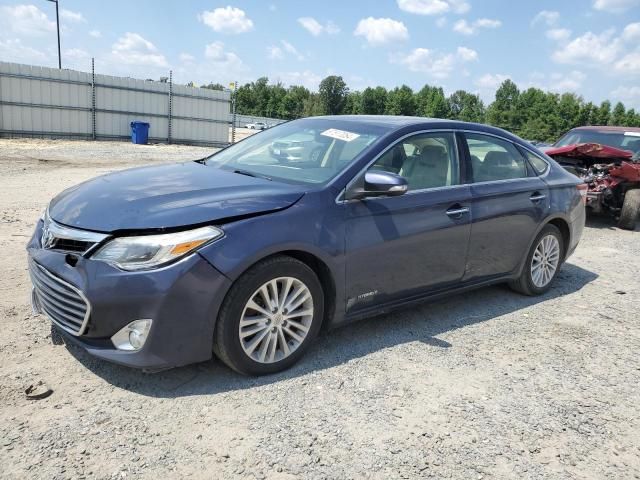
xmin=509 ymin=224 xmax=564 ymax=296
xmin=618 ymin=189 xmax=640 ymax=231
xmin=213 ymin=256 xmax=324 ymax=375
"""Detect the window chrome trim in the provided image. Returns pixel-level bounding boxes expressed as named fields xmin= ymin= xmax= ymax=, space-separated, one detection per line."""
xmin=336 ymin=128 xmax=461 ymax=204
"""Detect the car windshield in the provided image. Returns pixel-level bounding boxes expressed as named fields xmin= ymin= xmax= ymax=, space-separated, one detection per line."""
xmin=555 ymin=130 xmax=640 ymax=153
xmin=205 ymin=118 xmax=387 ymax=184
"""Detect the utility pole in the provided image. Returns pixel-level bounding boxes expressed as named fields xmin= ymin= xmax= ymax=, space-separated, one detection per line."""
xmin=46 ymin=0 xmax=62 ymax=69
xmin=229 ymin=81 xmax=238 ymax=143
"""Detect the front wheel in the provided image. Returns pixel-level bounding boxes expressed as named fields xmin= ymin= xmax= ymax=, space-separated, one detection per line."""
xmin=213 ymin=256 xmax=324 ymax=375
xmin=618 ymin=189 xmax=640 ymax=231
xmin=509 ymin=224 xmax=564 ymax=296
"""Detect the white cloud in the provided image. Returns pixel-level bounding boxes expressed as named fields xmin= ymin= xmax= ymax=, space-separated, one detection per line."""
xmin=179 ymin=53 xmax=195 ymax=63
xmin=611 ymin=85 xmax=640 ymax=108
xmin=614 ymin=52 xmax=640 ymax=75
xmin=531 ymin=10 xmax=559 ymax=27
xmin=475 ymin=73 xmax=510 ymax=89
xmin=397 ymin=0 xmax=470 ymax=15
xmin=354 ymin=17 xmax=409 ymax=46
xmin=267 ymin=46 xmax=284 ymax=60
xmin=0 ymin=4 xmax=55 ymax=36
xmin=593 ymin=0 xmax=640 ymax=13
xmin=297 ymin=17 xmax=340 ymax=36
xmin=275 ymin=70 xmax=323 ymax=90
xmin=198 ymin=6 xmax=253 ymax=34
xmin=89 ymin=30 xmax=102 ymax=38
xmin=436 ymin=17 xmax=447 ymax=28
xmin=60 ymin=9 xmax=86 ymax=23
xmin=0 ymin=38 xmax=47 ymax=63
xmin=204 ymin=41 xmax=245 ymax=71
xmin=112 ymin=32 xmax=168 ymax=67
xmin=622 ymin=22 xmax=640 ymax=42
xmin=552 ymin=29 xmax=621 ymax=64
xmin=548 ymin=71 xmax=586 ymax=92
xmin=546 ymin=28 xmax=572 ymax=41
xmin=456 ymin=46 xmax=478 ymax=61
xmin=453 ymin=18 xmax=501 ymax=35
xmin=394 ymin=46 xmax=477 ymax=78
xmin=267 ymin=41 xmax=305 ymax=61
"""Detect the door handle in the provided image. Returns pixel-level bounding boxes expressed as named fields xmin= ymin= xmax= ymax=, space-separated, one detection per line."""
xmin=530 ymin=192 xmax=546 ymax=202
xmin=446 ymin=206 xmax=470 ymax=218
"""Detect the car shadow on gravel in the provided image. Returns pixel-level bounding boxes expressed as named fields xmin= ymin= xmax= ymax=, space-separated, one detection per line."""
xmin=65 ymin=263 xmax=597 ymax=397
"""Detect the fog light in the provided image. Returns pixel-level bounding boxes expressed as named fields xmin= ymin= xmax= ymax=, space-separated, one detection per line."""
xmin=111 ymin=319 xmax=152 ymax=351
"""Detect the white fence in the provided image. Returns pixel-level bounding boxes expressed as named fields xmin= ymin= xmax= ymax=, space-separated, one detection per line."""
xmin=0 ymin=61 xmax=232 ymax=146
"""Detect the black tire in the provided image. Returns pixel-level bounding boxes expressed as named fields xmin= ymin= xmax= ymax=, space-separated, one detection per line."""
xmin=618 ymin=189 xmax=640 ymax=231
xmin=509 ymin=224 xmax=564 ymax=296
xmin=213 ymin=256 xmax=324 ymax=375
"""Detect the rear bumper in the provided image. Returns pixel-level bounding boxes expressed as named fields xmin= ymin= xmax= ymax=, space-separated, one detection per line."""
xmin=27 ymin=221 xmax=232 ymax=369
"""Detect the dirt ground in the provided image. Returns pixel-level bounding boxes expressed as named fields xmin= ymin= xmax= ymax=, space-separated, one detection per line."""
xmin=1 ymin=138 xmax=639 ymax=480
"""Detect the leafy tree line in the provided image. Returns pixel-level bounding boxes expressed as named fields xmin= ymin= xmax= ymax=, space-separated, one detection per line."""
xmin=202 ymin=76 xmax=640 ymax=142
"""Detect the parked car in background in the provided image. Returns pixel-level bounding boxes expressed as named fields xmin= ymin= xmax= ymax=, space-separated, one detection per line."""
xmin=246 ymin=122 xmax=267 ymax=130
xmin=28 ymin=116 xmax=585 ymax=375
xmin=545 ymin=126 xmax=640 ymax=230
xmin=268 ymin=132 xmax=327 ymax=163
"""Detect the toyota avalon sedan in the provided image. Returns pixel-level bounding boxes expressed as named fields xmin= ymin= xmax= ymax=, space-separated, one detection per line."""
xmin=27 ymin=116 xmax=586 ymax=375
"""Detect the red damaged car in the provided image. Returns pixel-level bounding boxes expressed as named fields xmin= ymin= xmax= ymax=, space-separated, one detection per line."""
xmin=545 ymin=126 xmax=640 ymax=230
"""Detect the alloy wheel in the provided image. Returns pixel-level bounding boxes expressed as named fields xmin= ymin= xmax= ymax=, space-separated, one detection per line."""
xmin=239 ymin=277 xmax=314 ymax=364
xmin=530 ymin=234 xmax=560 ymax=288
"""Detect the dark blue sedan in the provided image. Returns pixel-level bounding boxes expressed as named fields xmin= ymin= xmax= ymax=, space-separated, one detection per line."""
xmin=27 ymin=116 xmax=586 ymax=375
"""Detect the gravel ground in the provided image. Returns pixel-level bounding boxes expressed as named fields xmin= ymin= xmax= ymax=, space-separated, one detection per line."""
xmin=1 ymin=139 xmax=639 ymax=480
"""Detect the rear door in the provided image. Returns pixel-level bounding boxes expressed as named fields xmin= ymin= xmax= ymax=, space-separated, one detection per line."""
xmin=344 ymin=131 xmax=472 ymax=313
xmin=462 ymin=132 xmax=549 ymax=282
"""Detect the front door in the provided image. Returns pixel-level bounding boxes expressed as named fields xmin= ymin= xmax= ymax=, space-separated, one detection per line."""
xmin=344 ymin=131 xmax=472 ymax=313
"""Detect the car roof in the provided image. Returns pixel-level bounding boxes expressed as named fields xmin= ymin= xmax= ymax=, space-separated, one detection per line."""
xmin=311 ymin=115 xmax=521 ymax=141
xmin=570 ymin=125 xmax=640 ymax=133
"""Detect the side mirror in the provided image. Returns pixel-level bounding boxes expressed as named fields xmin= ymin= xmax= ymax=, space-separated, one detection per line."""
xmin=347 ymin=170 xmax=408 ymax=200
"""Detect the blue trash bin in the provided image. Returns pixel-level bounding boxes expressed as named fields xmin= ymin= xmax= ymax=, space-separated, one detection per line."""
xmin=130 ymin=121 xmax=150 ymax=145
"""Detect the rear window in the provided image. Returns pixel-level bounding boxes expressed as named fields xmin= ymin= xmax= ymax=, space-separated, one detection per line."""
xmin=524 ymin=150 xmax=549 ymax=175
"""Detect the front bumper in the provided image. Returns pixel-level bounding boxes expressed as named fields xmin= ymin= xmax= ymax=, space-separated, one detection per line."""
xmin=27 ymin=221 xmax=232 ymax=369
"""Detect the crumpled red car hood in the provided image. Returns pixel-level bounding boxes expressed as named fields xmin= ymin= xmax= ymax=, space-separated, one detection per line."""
xmin=545 ymin=143 xmax=633 ymax=159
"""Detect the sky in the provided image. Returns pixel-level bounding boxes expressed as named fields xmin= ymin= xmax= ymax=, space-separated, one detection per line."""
xmin=0 ymin=0 xmax=639 ymax=108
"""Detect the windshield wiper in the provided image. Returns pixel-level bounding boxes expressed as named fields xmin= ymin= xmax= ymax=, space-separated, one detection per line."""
xmin=233 ymin=169 xmax=272 ymax=181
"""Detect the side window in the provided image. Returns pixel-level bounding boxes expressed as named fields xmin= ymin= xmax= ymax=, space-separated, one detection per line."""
xmin=370 ymin=132 xmax=459 ymax=190
xmin=524 ymin=150 xmax=549 ymax=175
xmin=465 ymin=133 xmax=528 ymax=182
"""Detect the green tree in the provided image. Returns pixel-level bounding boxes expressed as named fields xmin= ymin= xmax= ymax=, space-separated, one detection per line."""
xmin=385 ymin=85 xmax=417 ymax=116
xmin=318 ymin=75 xmax=349 ymax=115
xmin=416 ymin=85 xmax=450 ymax=118
xmin=280 ymin=85 xmax=310 ymax=119
xmin=448 ymin=90 xmax=485 ymax=122
xmin=594 ymin=100 xmax=611 ymax=126
xmin=344 ymin=91 xmax=362 ymax=114
xmin=201 ymin=82 xmax=225 ymax=91
xmin=610 ymin=102 xmax=626 ymax=126
xmin=486 ymin=79 xmax=521 ymax=132
xmin=361 ymin=86 xmax=387 ymax=114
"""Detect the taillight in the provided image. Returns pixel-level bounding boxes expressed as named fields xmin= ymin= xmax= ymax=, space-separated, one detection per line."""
xmin=576 ymin=183 xmax=588 ymax=204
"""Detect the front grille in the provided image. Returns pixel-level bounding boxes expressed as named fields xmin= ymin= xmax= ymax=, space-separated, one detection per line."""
xmin=29 ymin=259 xmax=90 ymax=336
xmin=49 ymin=238 xmax=93 ymax=253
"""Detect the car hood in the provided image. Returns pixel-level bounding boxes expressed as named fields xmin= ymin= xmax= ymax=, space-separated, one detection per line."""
xmin=48 ymin=162 xmax=305 ymax=232
xmin=545 ymin=143 xmax=634 ymax=160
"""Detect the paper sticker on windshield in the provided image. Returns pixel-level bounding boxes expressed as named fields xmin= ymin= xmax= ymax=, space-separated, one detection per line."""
xmin=624 ymin=132 xmax=640 ymax=137
xmin=321 ymin=128 xmax=360 ymax=142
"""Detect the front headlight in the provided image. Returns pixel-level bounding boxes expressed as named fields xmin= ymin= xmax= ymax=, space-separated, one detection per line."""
xmin=92 ymin=226 xmax=223 ymax=271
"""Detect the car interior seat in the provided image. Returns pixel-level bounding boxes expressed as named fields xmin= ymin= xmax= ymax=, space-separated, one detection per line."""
xmin=400 ymin=145 xmax=449 ymax=189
